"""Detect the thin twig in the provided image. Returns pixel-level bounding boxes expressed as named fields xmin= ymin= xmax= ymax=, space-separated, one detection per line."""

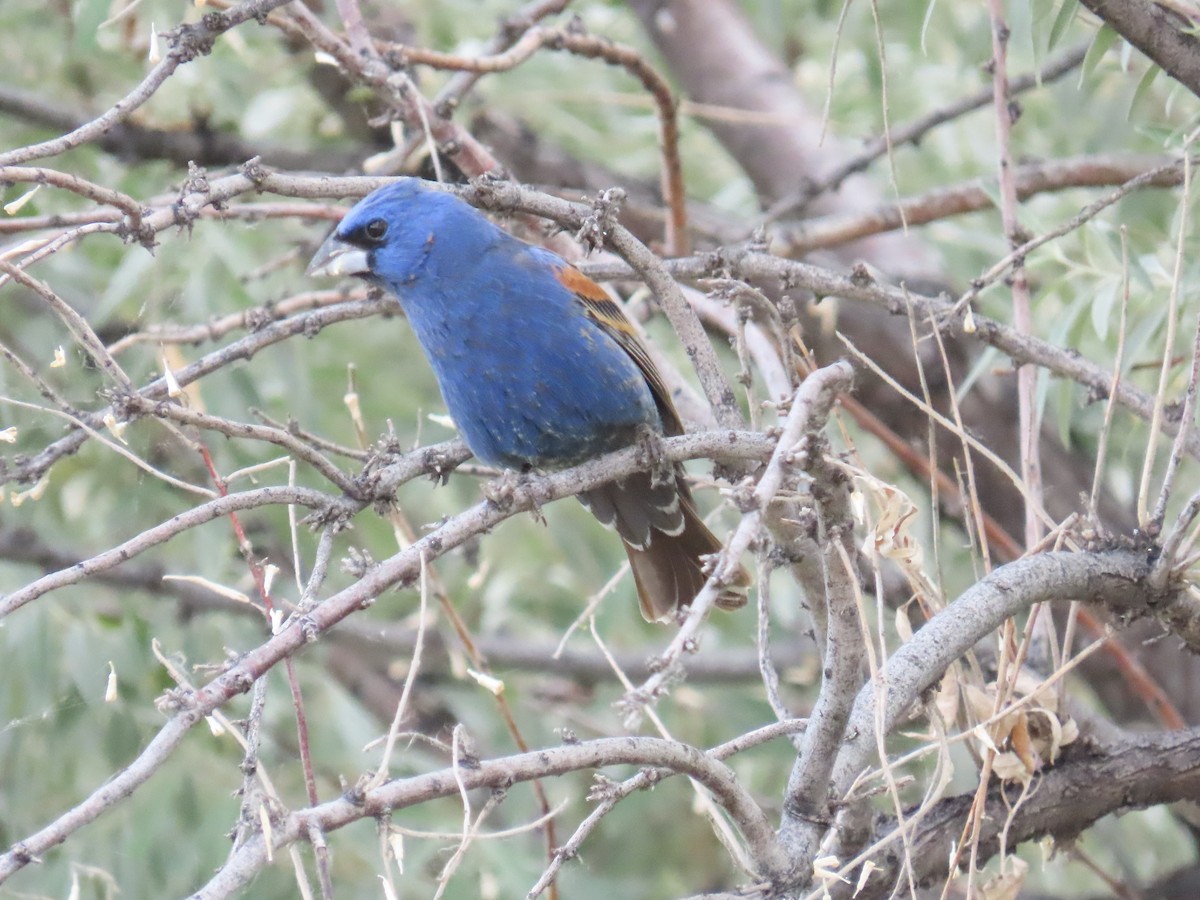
xmin=526 ymin=720 xmax=808 ymax=898
xmin=621 ymin=361 xmax=852 ymax=724
xmin=0 ymin=486 xmax=336 ymax=619
xmin=1089 ymin=227 xmax=1133 ymax=520
xmin=364 ymin=552 xmax=430 ymax=791
xmin=986 ymin=0 xmax=1041 ymax=552
xmin=0 ymin=0 xmax=297 ymax=168
xmin=1152 ymin=309 xmax=1200 ymax=530
xmin=394 ymin=26 xmax=688 ymax=252
xmin=761 ymin=42 xmax=1090 ymax=222
xmin=954 ymin=156 xmax=1186 ymax=311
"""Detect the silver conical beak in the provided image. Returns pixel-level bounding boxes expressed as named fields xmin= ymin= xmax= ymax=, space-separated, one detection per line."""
xmin=307 ymin=232 xmax=370 ymax=278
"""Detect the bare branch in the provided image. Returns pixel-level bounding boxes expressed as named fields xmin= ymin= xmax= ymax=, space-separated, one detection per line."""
xmin=853 ymin=728 xmax=1200 ymax=898
xmin=0 ymin=0 xmax=298 ymax=168
xmin=780 ymin=548 xmax=1195 ymax=877
xmin=198 ymin=734 xmax=793 ymax=898
xmin=1079 ymin=0 xmax=1200 ymax=99
xmin=581 ymin=252 xmax=1200 ymax=462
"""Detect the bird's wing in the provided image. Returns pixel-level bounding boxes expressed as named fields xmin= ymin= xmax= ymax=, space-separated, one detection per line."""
xmin=553 ymin=265 xmax=685 ymax=437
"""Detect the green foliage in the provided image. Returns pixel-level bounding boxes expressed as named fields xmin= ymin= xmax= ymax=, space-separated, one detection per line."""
xmin=2 ymin=0 xmax=1199 ymax=896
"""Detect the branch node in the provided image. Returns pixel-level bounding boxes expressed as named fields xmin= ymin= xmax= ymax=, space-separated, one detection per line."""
xmin=576 ymin=187 xmax=626 ymax=254
xmin=238 ymin=156 xmax=269 ymax=187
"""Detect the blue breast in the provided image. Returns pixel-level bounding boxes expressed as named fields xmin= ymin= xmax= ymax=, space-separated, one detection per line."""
xmin=395 ymin=235 xmax=660 ymax=470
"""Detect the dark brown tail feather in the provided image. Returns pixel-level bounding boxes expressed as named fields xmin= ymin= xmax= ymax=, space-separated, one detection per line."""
xmin=626 ymin=487 xmax=749 ymax=623
xmin=581 ymin=471 xmax=749 ymax=622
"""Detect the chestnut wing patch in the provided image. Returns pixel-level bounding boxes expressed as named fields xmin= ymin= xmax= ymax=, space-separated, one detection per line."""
xmin=554 ymin=265 xmax=684 ymax=436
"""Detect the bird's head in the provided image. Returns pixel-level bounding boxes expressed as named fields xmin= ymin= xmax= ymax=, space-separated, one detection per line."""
xmin=307 ymin=178 xmax=469 ymax=287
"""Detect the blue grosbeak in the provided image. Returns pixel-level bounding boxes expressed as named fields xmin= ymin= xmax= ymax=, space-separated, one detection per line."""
xmin=308 ymin=178 xmax=746 ymax=621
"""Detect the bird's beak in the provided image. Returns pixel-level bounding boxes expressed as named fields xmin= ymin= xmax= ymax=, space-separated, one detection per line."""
xmin=307 ymin=232 xmax=370 ymax=278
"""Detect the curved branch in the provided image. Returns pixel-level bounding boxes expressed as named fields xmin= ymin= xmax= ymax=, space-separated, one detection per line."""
xmin=397 ymin=26 xmax=688 ymax=253
xmin=0 ymin=522 xmax=813 ymax=682
xmin=759 ymin=42 xmax=1091 ymax=220
xmin=623 ymin=361 xmax=853 ymax=722
xmin=197 ymin=735 xmax=789 ymax=898
xmin=855 ymin=728 xmax=1200 ymax=898
xmin=0 ymin=84 xmax=366 ymax=172
xmin=0 ymin=0 xmax=297 ymax=168
xmin=1079 ymin=0 xmax=1200 ymax=99
xmin=580 ymin=251 xmax=1200 ymax=462
xmin=778 ymin=548 xmax=1197 ymax=876
xmin=0 ymin=486 xmax=337 ymax=619
xmin=1 ymin=296 xmax=391 ymax=487
xmin=0 ymin=427 xmax=777 ymax=884
xmin=768 ymin=154 xmax=1179 ymax=257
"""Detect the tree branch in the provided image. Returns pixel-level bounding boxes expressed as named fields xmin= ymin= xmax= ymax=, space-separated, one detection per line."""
xmin=780 ymin=548 xmax=1196 ymax=880
xmin=854 ymin=728 xmax=1200 ymax=898
xmin=1079 ymin=0 xmax=1200 ymax=99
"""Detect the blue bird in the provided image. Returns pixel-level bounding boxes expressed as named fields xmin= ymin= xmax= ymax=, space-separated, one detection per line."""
xmin=308 ymin=178 xmax=746 ymax=621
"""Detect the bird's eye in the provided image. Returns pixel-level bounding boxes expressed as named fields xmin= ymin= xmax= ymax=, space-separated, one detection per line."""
xmin=363 ymin=218 xmax=388 ymax=242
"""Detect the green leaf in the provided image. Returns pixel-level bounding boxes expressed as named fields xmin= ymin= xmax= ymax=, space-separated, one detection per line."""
xmin=1123 ymin=294 xmax=1171 ymax=376
xmin=1053 ymin=371 xmax=1075 ymax=449
xmin=1129 ymin=64 xmax=1161 ymax=119
xmin=920 ymin=0 xmax=939 ymax=55
xmin=71 ymin=0 xmax=109 ymax=53
xmin=977 ymin=177 xmax=1004 ymax=215
xmin=1081 ymin=23 xmax=1119 ymax=84
xmin=1047 ymin=0 xmax=1077 ymax=52
xmin=1051 ymin=280 xmax=1094 ymax=348
xmin=1090 ymin=279 xmax=1119 ymax=342
xmin=956 ymin=345 xmax=1001 ymax=404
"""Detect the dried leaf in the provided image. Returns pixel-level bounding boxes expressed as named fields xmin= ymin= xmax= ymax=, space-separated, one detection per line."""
xmin=972 ymin=723 xmax=999 ymax=754
xmin=934 ymin=664 xmax=961 ymax=728
xmin=813 ymin=855 xmax=850 ymax=899
xmin=104 ymin=661 xmax=118 ymax=703
xmin=162 ymin=574 xmax=252 ymax=605
xmin=467 ymin=668 xmax=505 ymax=696
xmin=102 ymin=413 xmax=128 ymax=444
xmin=4 ymin=184 xmax=40 ymax=215
xmin=980 ymin=856 xmax=1028 ymax=900
xmin=894 ymin=601 xmax=915 ymax=643
xmin=991 ymin=750 xmax=1028 ymax=784
xmin=964 ymin=683 xmax=996 ymax=723
xmin=963 ymin=307 xmax=977 ymax=334
xmin=853 ymin=860 xmax=878 ymax=896
xmin=1008 ymin=714 xmax=1039 ymax=776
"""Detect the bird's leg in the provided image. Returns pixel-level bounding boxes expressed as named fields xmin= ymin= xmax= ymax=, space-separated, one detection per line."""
xmin=481 ymin=465 xmax=547 ymax=525
xmin=633 ymin=424 xmax=674 ymax=488
xmin=481 ymin=467 xmax=523 ymax=507
xmin=480 ymin=472 xmax=518 ymax=508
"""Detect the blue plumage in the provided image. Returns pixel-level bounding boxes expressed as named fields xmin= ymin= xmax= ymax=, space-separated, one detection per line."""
xmin=308 ymin=178 xmax=746 ymax=621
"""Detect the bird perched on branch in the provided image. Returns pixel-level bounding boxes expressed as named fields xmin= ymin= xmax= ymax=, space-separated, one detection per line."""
xmin=308 ymin=178 xmax=747 ymax=622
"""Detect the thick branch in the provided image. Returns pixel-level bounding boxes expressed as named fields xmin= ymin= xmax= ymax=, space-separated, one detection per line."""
xmin=779 ymin=548 xmax=1196 ymax=877
xmin=781 ymin=435 xmax=860 ymax=822
xmin=0 ymin=522 xmax=811 ymax=682
xmin=855 ymin=728 xmax=1200 ymax=898
xmin=1079 ymin=0 xmax=1200 ymax=99
xmin=0 ymin=84 xmax=366 ymax=172
xmin=0 ymin=427 xmax=776 ymax=883
xmin=197 ymin=737 xmax=788 ymax=897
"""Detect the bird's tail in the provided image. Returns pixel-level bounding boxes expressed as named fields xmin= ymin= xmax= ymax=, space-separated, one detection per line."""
xmin=582 ymin=471 xmax=749 ymax=623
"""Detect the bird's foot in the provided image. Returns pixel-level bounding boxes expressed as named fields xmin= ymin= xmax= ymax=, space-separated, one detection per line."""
xmin=633 ymin=425 xmax=674 ymax=487
xmin=481 ymin=468 xmax=523 ymax=509
xmin=482 ymin=467 xmax=547 ymax=524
